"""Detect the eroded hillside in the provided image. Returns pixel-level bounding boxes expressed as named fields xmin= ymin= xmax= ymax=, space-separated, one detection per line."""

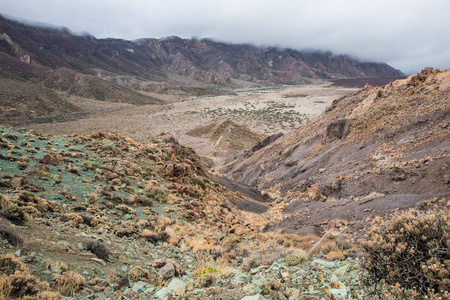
xmin=218 ymin=68 xmax=450 ymax=235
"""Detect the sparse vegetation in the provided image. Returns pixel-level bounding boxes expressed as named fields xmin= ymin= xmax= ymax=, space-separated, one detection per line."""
xmin=53 ymin=271 xmax=85 ymax=296
xmin=0 ymin=275 xmax=11 ymax=300
xmin=198 ymin=100 xmax=306 ymax=131
xmin=0 ymin=254 xmax=52 ymax=298
xmin=282 ymin=93 xmax=308 ymax=98
xmin=242 ymin=242 xmax=288 ymax=271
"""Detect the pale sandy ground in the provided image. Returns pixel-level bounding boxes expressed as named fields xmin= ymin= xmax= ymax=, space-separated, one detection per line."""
xmin=25 ymin=84 xmax=358 ymax=158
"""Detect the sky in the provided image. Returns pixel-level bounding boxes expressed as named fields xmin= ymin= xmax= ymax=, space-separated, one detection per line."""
xmin=1 ymin=0 xmax=449 ymax=75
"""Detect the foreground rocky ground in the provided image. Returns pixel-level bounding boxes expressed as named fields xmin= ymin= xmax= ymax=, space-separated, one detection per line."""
xmin=0 ymin=126 xmax=371 ymax=299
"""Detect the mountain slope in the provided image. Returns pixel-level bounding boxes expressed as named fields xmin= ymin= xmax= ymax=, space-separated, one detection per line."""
xmin=0 ymin=15 xmax=403 ymax=87
xmin=218 ymin=68 xmax=450 ymax=233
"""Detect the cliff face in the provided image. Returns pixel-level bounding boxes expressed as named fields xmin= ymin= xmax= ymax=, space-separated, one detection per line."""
xmin=0 ymin=15 xmax=403 ymax=86
xmin=218 ymin=68 xmax=450 ymax=227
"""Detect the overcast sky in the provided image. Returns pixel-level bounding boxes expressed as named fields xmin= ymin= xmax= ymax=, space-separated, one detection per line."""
xmin=1 ymin=0 xmax=449 ymax=75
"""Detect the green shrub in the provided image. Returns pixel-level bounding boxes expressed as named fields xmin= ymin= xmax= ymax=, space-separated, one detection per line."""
xmin=282 ymin=251 xmax=308 ymax=266
xmin=362 ymin=209 xmax=450 ymax=299
xmin=192 ymin=177 xmax=206 ymax=189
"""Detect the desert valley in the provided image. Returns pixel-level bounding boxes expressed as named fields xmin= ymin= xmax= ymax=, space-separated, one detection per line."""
xmin=0 ymin=13 xmax=448 ymax=300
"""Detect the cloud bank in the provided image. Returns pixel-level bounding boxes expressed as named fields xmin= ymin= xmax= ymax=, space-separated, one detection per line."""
xmin=1 ymin=0 xmax=449 ymax=74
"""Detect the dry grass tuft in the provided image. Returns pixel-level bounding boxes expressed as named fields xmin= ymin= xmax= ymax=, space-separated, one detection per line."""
xmin=0 ymin=194 xmax=29 ymax=225
xmin=325 ymin=251 xmax=346 ymax=261
xmin=10 ymin=273 xmax=50 ymax=298
xmin=129 ymin=266 xmax=153 ymax=281
xmin=53 ymin=271 xmax=85 ymax=296
xmin=0 ymin=275 xmax=11 ymax=300
xmin=141 ymin=229 xmax=168 ymax=244
xmin=0 ymin=253 xmax=28 ymax=275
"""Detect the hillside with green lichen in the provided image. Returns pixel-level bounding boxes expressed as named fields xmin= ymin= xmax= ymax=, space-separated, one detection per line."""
xmin=0 ymin=127 xmax=372 ymax=299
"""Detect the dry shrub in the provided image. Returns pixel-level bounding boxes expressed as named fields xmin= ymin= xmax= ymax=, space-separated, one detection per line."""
xmin=141 ymin=229 xmax=168 ymax=244
xmin=321 ymin=238 xmax=352 ymax=254
xmin=10 ymin=273 xmax=50 ymax=298
xmin=128 ymin=194 xmax=152 ymax=206
xmin=79 ymin=214 xmax=94 ymax=226
xmin=82 ymin=239 xmax=111 ymax=261
xmin=0 ymin=253 xmax=28 ymax=275
xmin=0 ymin=254 xmax=53 ymax=298
xmin=129 ymin=266 xmax=153 ymax=281
xmin=164 ymin=226 xmax=179 ymax=246
xmin=325 ymin=250 xmax=346 ymax=261
xmin=193 ymin=261 xmax=231 ymax=288
xmin=184 ymin=238 xmax=220 ymax=254
xmin=115 ymin=204 xmax=135 ymax=215
xmin=62 ymin=213 xmax=83 ymax=225
xmin=0 ymin=219 xmax=23 ymax=246
xmin=242 ymin=242 xmax=288 ymax=272
xmin=0 ymin=194 xmax=28 ymax=225
xmin=362 ymin=209 xmax=450 ymax=299
xmin=277 ymin=233 xmax=306 ymax=248
xmin=153 ymin=215 xmax=172 ymax=231
xmin=0 ymin=275 xmax=11 ymax=300
xmin=22 ymin=291 xmax=61 ymax=299
xmin=16 ymin=191 xmax=50 ymax=213
xmin=87 ymin=192 xmax=98 ymax=204
xmin=22 ymin=205 xmax=42 ymax=217
xmin=53 ymin=271 xmax=85 ymax=296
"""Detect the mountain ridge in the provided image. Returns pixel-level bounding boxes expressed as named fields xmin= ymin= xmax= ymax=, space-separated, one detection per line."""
xmin=0 ymin=14 xmax=403 ymax=87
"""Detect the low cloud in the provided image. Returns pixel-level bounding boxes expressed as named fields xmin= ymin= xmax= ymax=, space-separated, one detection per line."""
xmin=2 ymin=0 xmax=449 ymax=74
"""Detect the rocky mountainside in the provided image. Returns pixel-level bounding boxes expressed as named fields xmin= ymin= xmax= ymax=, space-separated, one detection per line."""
xmin=218 ymin=68 xmax=450 ymax=235
xmin=0 ymin=15 xmax=403 ymax=88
